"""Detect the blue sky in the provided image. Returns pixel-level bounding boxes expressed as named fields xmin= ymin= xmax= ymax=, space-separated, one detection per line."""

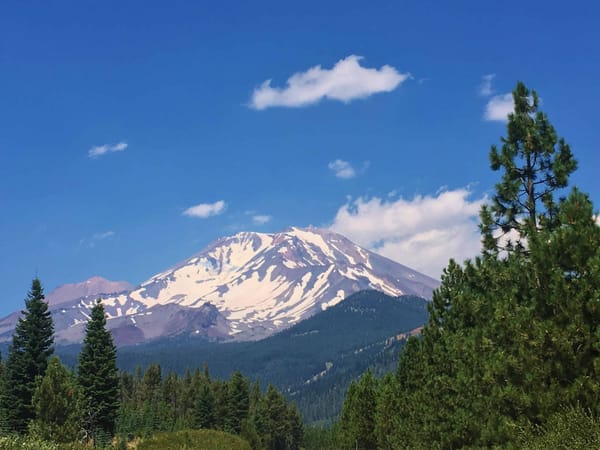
xmin=1 ymin=0 xmax=599 ymax=315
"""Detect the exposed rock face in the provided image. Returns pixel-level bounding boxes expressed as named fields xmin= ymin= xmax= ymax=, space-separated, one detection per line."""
xmin=0 ymin=227 xmax=439 ymax=346
xmin=45 ymin=276 xmax=134 ymax=306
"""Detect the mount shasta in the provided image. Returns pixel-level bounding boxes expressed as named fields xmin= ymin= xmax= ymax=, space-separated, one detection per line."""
xmin=0 ymin=227 xmax=439 ymax=346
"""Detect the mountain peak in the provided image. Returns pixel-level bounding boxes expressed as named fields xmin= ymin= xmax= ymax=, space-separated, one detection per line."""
xmin=125 ymin=226 xmax=438 ymax=340
xmin=46 ymin=276 xmax=134 ymax=306
xmin=0 ymin=227 xmax=439 ymax=346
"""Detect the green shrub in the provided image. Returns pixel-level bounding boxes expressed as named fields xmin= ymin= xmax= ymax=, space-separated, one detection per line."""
xmin=518 ymin=407 xmax=600 ymax=450
xmin=0 ymin=436 xmax=87 ymax=450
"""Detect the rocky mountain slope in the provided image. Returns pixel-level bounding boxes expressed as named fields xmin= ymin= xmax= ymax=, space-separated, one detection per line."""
xmin=0 ymin=227 xmax=439 ymax=345
xmin=45 ymin=276 xmax=133 ymax=306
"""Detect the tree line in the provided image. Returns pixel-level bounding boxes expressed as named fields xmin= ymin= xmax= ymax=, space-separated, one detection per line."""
xmin=331 ymin=82 xmax=600 ymax=449
xmin=0 ymin=280 xmax=302 ymax=449
xmin=117 ymin=363 xmax=303 ymax=449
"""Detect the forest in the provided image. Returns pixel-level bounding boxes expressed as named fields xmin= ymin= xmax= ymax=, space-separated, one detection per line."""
xmin=322 ymin=82 xmax=600 ymax=449
xmin=1 ymin=81 xmax=599 ymax=449
xmin=0 ymin=289 xmax=302 ymax=449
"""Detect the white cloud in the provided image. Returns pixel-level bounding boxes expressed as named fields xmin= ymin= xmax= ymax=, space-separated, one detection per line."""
xmin=250 ymin=55 xmax=410 ymax=110
xmin=92 ymin=231 xmax=115 ymax=240
xmin=329 ymin=188 xmax=485 ymax=278
xmin=252 ymin=215 xmax=272 ymax=225
xmin=183 ymin=200 xmax=227 ymax=218
xmin=328 ymin=159 xmax=356 ymax=179
xmin=595 ymin=215 xmax=600 ymax=227
xmin=79 ymin=230 xmax=115 ymax=248
xmin=479 ymin=74 xmax=495 ymax=96
xmin=484 ymin=93 xmax=514 ymax=122
xmin=88 ymin=141 xmax=128 ymax=158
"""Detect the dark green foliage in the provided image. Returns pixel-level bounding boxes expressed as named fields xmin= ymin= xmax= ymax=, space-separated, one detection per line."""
xmin=109 ymin=291 xmax=427 ymax=423
xmin=382 ymin=192 xmax=600 ymax=448
xmin=350 ymin=82 xmax=600 ymax=448
xmin=47 ymin=292 xmax=426 ymax=425
xmin=252 ymin=384 xmax=300 ymax=450
xmin=49 ymin=291 xmax=426 ymax=425
xmin=286 ymin=403 xmax=303 ymax=450
xmin=1 ymin=278 xmax=54 ymax=433
xmin=339 ymin=370 xmax=378 ymax=449
xmin=29 ymin=357 xmax=80 ymax=443
xmin=225 ymin=371 xmax=250 ymax=434
xmin=77 ymin=299 xmax=119 ymax=441
xmin=303 ymin=424 xmax=340 ymax=450
xmin=194 ymin=382 xmax=215 ymax=429
xmin=481 ymin=81 xmax=577 ymax=253
xmin=115 ymin=365 xmax=302 ymax=449
xmin=374 ymin=372 xmax=400 ymax=449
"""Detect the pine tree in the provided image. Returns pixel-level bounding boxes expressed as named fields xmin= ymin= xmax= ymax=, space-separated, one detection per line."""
xmin=374 ymin=372 xmax=400 ymax=449
xmin=194 ymin=382 xmax=215 ymax=429
xmin=380 ymin=82 xmax=600 ymax=448
xmin=286 ymin=402 xmax=304 ymax=450
xmin=255 ymin=384 xmax=289 ymax=450
xmin=225 ymin=370 xmax=250 ymax=434
xmin=339 ymin=370 xmax=378 ymax=450
xmin=30 ymin=356 xmax=81 ymax=443
xmin=480 ymin=81 xmax=577 ymax=253
xmin=141 ymin=363 xmax=162 ymax=405
xmin=162 ymin=371 xmax=182 ymax=431
xmin=0 ymin=278 xmax=54 ymax=433
xmin=77 ymin=299 xmax=119 ymax=442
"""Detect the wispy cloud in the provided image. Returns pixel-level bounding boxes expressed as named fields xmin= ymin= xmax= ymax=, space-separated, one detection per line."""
xmin=79 ymin=230 xmax=115 ymax=248
xmin=484 ymin=93 xmax=514 ymax=122
xmin=183 ymin=200 xmax=227 ymax=218
xmin=92 ymin=231 xmax=115 ymax=240
xmin=328 ymin=159 xmax=370 ymax=179
xmin=252 ymin=215 xmax=272 ymax=225
xmin=479 ymin=74 xmax=495 ymax=96
xmin=250 ymin=55 xmax=410 ymax=110
xmin=88 ymin=141 xmax=128 ymax=158
xmin=478 ymin=74 xmax=514 ymax=122
xmin=329 ymin=188 xmax=485 ymax=278
xmin=328 ymin=159 xmax=356 ymax=179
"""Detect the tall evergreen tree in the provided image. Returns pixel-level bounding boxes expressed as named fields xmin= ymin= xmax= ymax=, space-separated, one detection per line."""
xmin=225 ymin=370 xmax=250 ymax=434
xmin=286 ymin=402 xmax=304 ymax=450
xmin=194 ymin=382 xmax=215 ymax=429
xmin=255 ymin=384 xmax=289 ymax=450
xmin=480 ymin=81 xmax=577 ymax=253
xmin=376 ymin=82 xmax=600 ymax=448
xmin=77 ymin=299 xmax=119 ymax=442
xmin=339 ymin=370 xmax=378 ymax=450
xmin=0 ymin=278 xmax=54 ymax=433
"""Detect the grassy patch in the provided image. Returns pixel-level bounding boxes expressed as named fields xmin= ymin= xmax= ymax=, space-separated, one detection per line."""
xmin=135 ymin=429 xmax=251 ymax=450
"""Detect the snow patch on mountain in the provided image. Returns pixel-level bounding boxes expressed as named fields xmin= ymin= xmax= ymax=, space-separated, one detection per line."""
xmin=0 ymin=227 xmax=439 ymax=345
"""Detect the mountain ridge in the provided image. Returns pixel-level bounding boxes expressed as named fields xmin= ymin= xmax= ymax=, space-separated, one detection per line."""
xmin=45 ymin=276 xmax=133 ymax=306
xmin=0 ymin=227 xmax=439 ymax=345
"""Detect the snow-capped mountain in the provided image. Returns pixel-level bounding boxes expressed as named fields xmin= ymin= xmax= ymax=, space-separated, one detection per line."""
xmin=45 ymin=276 xmax=133 ymax=306
xmin=0 ymin=227 xmax=439 ymax=345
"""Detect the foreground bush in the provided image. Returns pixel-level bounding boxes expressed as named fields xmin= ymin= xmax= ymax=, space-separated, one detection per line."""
xmin=518 ymin=407 xmax=600 ymax=450
xmin=0 ymin=436 xmax=87 ymax=450
xmin=136 ymin=429 xmax=252 ymax=450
